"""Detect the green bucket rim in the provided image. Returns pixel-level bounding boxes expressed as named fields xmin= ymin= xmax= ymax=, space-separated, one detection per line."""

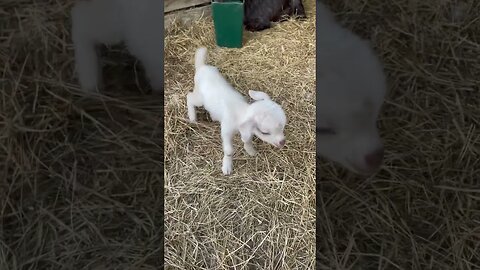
xmin=211 ymin=0 xmax=244 ymax=3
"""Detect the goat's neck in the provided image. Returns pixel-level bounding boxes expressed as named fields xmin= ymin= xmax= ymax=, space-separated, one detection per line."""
xmin=236 ymin=101 xmax=253 ymax=125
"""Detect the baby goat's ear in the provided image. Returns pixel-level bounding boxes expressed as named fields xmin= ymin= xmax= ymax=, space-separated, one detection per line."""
xmin=249 ymin=90 xmax=270 ymax=101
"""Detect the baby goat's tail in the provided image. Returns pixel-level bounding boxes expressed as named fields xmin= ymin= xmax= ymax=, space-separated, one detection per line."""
xmin=195 ymin=47 xmax=208 ymax=70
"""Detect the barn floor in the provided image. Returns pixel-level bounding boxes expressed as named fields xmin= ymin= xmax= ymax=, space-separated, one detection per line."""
xmin=164 ymin=0 xmax=316 ymax=269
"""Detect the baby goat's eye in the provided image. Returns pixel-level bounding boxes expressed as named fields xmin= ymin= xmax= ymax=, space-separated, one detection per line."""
xmin=316 ymin=127 xmax=336 ymax=135
xmin=258 ymin=129 xmax=270 ymax=135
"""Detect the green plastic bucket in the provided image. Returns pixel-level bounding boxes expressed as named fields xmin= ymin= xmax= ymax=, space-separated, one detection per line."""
xmin=211 ymin=0 xmax=244 ymax=48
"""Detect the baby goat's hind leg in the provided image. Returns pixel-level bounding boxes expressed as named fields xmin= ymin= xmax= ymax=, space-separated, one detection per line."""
xmin=187 ymin=86 xmax=202 ymax=123
xmin=221 ymin=125 xmax=235 ymax=175
xmin=71 ymin=3 xmax=102 ymax=92
xmin=73 ymin=39 xmax=102 ymax=92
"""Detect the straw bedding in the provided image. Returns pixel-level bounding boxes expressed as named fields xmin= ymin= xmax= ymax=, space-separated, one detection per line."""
xmin=318 ymin=0 xmax=480 ymax=269
xmin=164 ymin=0 xmax=316 ymax=269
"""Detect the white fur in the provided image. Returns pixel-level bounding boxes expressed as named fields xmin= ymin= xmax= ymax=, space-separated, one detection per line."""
xmin=188 ymin=47 xmax=287 ymax=175
xmin=71 ymin=0 xmax=163 ymax=92
xmin=317 ymin=2 xmax=387 ymax=174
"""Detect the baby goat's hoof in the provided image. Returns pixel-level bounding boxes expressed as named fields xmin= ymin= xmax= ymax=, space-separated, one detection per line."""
xmin=222 ymin=161 xmax=233 ymax=175
xmin=245 ymin=147 xmax=257 ymax=156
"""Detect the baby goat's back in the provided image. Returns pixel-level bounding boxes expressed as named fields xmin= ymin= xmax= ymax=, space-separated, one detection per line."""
xmin=195 ymin=65 xmax=246 ymax=121
xmin=195 ymin=65 xmax=243 ymax=99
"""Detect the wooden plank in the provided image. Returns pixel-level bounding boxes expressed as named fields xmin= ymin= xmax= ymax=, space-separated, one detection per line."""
xmin=164 ymin=0 xmax=211 ymax=13
xmin=164 ymin=5 xmax=211 ymax=29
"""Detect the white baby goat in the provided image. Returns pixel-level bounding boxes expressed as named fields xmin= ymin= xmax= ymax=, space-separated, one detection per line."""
xmin=71 ymin=0 xmax=163 ymax=92
xmin=187 ymin=47 xmax=287 ymax=175
xmin=317 ymin=1 xmax=387 ymax=175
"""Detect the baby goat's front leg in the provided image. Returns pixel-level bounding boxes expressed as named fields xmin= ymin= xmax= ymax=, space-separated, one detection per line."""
xmin=243 ymin=137 xmax=257 ymax=156
xmin=221 ymin=124 xmax=235 ymax=175
xmin=187 ymin=88 xmax=202 ymax=123
xmin=240 ymin=126 xmax=257 ymax=156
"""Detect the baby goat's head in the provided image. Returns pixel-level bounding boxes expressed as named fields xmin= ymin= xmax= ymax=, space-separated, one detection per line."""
xmin=317 ymin=37 xmax=387 ymax=175
xmin=239 ymin=90 xmax=287 ymax=148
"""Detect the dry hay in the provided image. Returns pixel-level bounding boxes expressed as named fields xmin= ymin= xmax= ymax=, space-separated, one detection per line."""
xmin=164 ymin=0 xmax=316 ymax=269
xmin=1 ymin=0 xmax=163 ymax=268
xmin=318 ymin=0 xmax=480 ymax=269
